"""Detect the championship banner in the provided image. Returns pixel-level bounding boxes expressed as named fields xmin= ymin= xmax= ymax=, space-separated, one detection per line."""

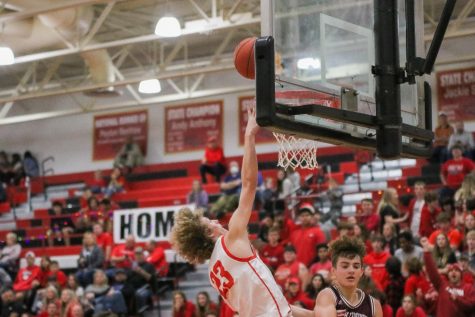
xmin=437 ymin=67 xmax=475 ymax=122
xmin=238 ymin=96 xmax=275 ymax=145
xmin=93 ymin=110 xmax=148 ymax=160
xmin=113 ymin=205 xmax=192 ymax=243
xmin=165 ymin=101 xmax=223 ymax=153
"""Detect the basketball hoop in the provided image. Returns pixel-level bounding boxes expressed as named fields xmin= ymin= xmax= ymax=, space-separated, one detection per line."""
xmin=273 ymin=132 xmax=318 ymax=170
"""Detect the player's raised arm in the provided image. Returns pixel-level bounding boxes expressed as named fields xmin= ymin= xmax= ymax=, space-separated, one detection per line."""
xmin=227 ymin=106 xmax=259 ymax=240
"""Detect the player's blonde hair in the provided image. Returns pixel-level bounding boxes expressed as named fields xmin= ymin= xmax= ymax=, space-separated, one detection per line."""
xmin=170 ymin=207 xmax=215 ymax=264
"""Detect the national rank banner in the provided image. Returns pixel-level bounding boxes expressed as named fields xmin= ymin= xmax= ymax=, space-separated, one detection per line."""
xmin=238 ymin=96 xmax=275 ymax=145
xmin=437 ymin=67 xmax=475 ymax=122
xmin=93 ymin=110 xmax=148 ymax=160
xmin=113 ymin=205 xmax=192 ymax=243
xmin=165 ymin=101 xmax=223 ymax=153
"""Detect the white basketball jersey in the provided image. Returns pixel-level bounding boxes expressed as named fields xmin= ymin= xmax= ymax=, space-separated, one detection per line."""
xmin=208 ymin=236 xmax=292 ymax=317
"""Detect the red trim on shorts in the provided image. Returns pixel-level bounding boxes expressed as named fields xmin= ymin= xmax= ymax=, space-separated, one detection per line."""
xmin=221 ymin=236 xmax=256 ymax=262
xmin=247 ymin=262 xmax=284 ymax=317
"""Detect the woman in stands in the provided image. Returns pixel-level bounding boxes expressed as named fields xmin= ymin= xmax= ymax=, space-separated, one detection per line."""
xmin=195 ymin=291 xmax=217 ymax=317
xmin=377 ymin=188 xmax=408 ymax=234
xmin=171 ymin=107 xmax=292 ymax=317
xmin=395 ymin=295 xmax=426 ymax=317
xmin=172 ymin=291 xmax=196 ymax=317
xmin=59 ymin=289 xmax=79 ymax=317
xmin=432 ymin=233 xmax=457 ymax=273
xmin=305 ymin=273 xmax=328 ymax=301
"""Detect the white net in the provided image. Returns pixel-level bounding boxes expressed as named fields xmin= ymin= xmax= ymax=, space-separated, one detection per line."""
xmin=273 ymin=132 xmax=318 ymax=170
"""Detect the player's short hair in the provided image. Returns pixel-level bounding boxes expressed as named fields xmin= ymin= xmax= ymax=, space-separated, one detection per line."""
xmin=170 ymin=208 xmax=215 ymax=264
xmin=329 ymin=236 xmax=366 ymax=267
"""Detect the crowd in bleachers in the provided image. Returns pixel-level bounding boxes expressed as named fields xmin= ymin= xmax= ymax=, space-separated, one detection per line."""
xmin=0 ymin=151 xmax=39 ymax=204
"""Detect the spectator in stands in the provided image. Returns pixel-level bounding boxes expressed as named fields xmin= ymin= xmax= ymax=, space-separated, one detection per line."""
xmin=463 ymin=213 xmax=475 ymax=234
xmin=419 ymin=191 xmax=441 ymax=238
xmin=0 ymin=288 xmax=28 ymax=317
xmin=274 ymin=244 xmax=309 ymax=290
xmin=38 ymin=256 xmax=51 ymax=288
xmin=290 ymin=203 xmax=326 ymax=267
xmin=382 ymin=223 xmax=399 ymax=255
xmin=396 ymin=295 xmax=427 ymax=317
xmin=0 ymin=232 xmax=21 ymax=274
xmin=110 ymin=268 xmax=135 ymax=314
xmin=431 ymin=112 xmax=454 ymax=163
xmin=364 ymin=234 xmax=391 ymax=291
xmin=13 ymin=251 xmax=41 ymax=295
xmin=440 ymin=144 xmax=475 ymax=201
xmin=455 ymin=174 xmax=475 ymax=215
xmin=284 ymin=277 xmax=314 ymax=309
xmin=385 ymin=256 xmax=405 ymax=314
xmin=0 ymin=268 xmax=11 ymax=292
xmin=23 ymin=151 xmax=39 ymax=178
xmin=65 ymin=274 xmax=84 ymax=301
xmin=48 ymin=201 xmax=74 ymax=247
xmin=463 ymin=230 xmax=475 ymax=274
xmin=31 ymin=284 xmax=58 ymax=315
xmin=84 ymin=269 xmax=127 ymax=316
xmin=195 ymin=291 xmax=217 ymax=317
xmin=88 ymin=170 xmax=106 ymax=194
xmin=432 ymin=233 xmax=457 ymax=273
xmin=407 ymin=182 xmax=426 ymax=240
xmin=187 ymin=180 xmax=209 ymax=211
xmin=421 ymin=237 xmax=475 ymax=317
xmin=9 ymin=153 xmax=23 ymax=186
xmin=378 ymin=188 xmax=408 ymax=234
xmin=200 ymin=136 xmax=226 ymax=184
xmin=172 ymin=291 xmax=195 ymax=317
xmin=209 ymin=161 xmax=241 ymax=217
xmin=37 ymin=302 xmax=60 ymax=317
xmin=59 ymin=289 xmax=79 ymax=317
xmin=98 ymin=198 xmax=115 ymax=233
xmin=276 ymin=168 xmax=292 ymax=200
xmin=355 ymin=198 xmax=380 ymax=233
xmin=305 ymin=273 xmax=327 ymax=300
xmin=403 ymin=257 xmax=430 ymax=297
xmin=113 ymin=136 xmax=144 ymax=171
xmin=128 ymin=247 xmax=156 ymax=312
xmin=448 ymin=121 xmax=474 ymax=159
xmin=429 ymin=212 xmax=463 ymax=250
xmin=260 ymin=226 xmax=284 ymax=271
xmin=47 ymin=261 xmax=67 ymax=290
xmin=144 ymin=240 xmax=169 ymax=278
xmin=109 ymin=234 xmax=136 ymax=273
xmin=92 ymin=223 xmax=112 ymax=262
xmin=395 ymin=231 xmax=423 ymax=275
xmin=261 ymin=177 xmax=277 ymax=213
xmin=319 ymin=178 xmax=343 ymax=231
xmin=104 ymin=167 xmax=126 ymax=198
xmin=76 ymin=232 xmax=104 ymax=287
xmin=309 ymin=244 xmax=331 ymax=280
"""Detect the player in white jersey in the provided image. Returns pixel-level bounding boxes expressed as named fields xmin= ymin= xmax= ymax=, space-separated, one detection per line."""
xmin=171 ymin=107 xmax=292 ymax=317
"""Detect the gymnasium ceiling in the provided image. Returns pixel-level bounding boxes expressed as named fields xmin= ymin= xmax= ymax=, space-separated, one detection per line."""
xmin=0 ymin=0 xmax=474 ymax=125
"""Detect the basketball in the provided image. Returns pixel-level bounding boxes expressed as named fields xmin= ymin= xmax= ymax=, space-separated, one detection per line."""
xmin=233 ymin=37 xmax=257 ymax=79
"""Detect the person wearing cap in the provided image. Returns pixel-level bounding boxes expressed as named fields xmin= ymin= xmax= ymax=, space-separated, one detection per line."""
xmin=431 ymin=111 xmax=454 ymax=163
xmin=200 ymin=135 xmax=226 ymax=184
xmin=284 ymin=277 xmax=314 ymax=309
xmin=428 ymin=212 xmax=463 ymax=250
xmin=13 ymin=251 xmax=41 ymax=294
xmin=290 ymin=203 xmax=326 ymax=267
xmin=274 ymin=244 xmax=309 ymax=290
xmin=421 ymin=237 xmax=475 ymax=317
xmin=128 ymin=246 xmax=157 ymax=312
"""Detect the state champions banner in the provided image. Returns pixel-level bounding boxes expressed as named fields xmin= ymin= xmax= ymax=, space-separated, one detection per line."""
xmin=238 ymin=96 xmax=275 ymax=145
xmin=165 ymin=101 xmax=223 ymax=153
xmin=437 ymin=67 xmax=475 ymax=122
xmin=93 ymin=110 xmax=148 ymax=160
xmin=113 ymin=205 xmax=193 ymax=243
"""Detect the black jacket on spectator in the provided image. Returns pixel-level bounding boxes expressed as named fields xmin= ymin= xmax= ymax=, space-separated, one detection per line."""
xmin=128 ymin=262 xmax=157 ymax=292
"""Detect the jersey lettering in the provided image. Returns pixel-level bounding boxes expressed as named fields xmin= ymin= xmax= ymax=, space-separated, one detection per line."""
xmin=210 ymin=260 xmax=235 ymax=299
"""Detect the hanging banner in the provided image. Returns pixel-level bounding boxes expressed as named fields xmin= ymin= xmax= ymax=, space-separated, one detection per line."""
xmin=437 ymin=67 xmax=475 ymax=122
xmin=93 ymin=110 xmax=148 ymax=160
xmin=238 ymin=96 xmax=275 ymax=145
xmin=113 ymin=205 xmax=193 ymax=243
xmin=165 ymin=101 xmax=223 ymax=153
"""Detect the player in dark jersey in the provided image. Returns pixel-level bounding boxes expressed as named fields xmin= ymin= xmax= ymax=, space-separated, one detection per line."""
xmin=292 ymin=236 xmax=382 ymax=317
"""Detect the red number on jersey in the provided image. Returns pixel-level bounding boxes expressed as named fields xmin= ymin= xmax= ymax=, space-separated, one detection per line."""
xmin=210 ymin=260 xmax=235 ymax=299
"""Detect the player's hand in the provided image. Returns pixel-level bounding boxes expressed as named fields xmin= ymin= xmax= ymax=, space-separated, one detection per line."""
xmin=245 ymin=105 xmax=259 ymax=137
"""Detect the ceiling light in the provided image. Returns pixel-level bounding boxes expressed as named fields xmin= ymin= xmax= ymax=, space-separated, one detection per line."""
xmin=297 ymin=57 xmax=321 ymax=70
xmin=0 ymin=46 xmax=15 ymax=65
xmin=155 ymin=16 xmax=181 ymax=37
xmin=139 ymin=79 xmax=162 ymax=94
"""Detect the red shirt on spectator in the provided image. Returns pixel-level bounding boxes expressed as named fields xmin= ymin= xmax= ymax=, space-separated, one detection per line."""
xmin=364 ymin=250 xmax=390 ymax=290
xmin=110 ymin=244 xmax=135 ymax=268
xmin=173 ymin=301 xmax=195 ymax=317
xmin=290 ymin=226 xmax=326 ymax=266
xmin=96 ymin=232 xmax=113 ymax=251
xmin=419 ymin=205 xmax=440 ymax=238
xmin=13 ymin=264 xmax=41 ymax=292
xmin=260 ymin=243 xmax=284 ymax=271
xmin=146 ymin=246 xmax=169 ymax=277
xmin=47 ymin=270 xmax=67 ymax=288
xmin=285 ymin=291 xmax=314 ymax=309
xmin=429 ymin=228 xmax=462 ymax=249
xmin=204 ymin=147 xmax=225 ymax=165
xmin=404 ymin=273 xmax=431 ymax=296
xmin=274 ymin=260 xmax=302 ymax=289
xmin=395 ymin=307 xmax=426 ymax=317
xmin=358 ymin=214 xmax=380 ymax=233
xmin=382 ymin=304 xmax=394 ymax=317
xmin=309 ymin=260 xmax=332 ymax=277
xmin=441 ymin=158 xmax=474 ymax=189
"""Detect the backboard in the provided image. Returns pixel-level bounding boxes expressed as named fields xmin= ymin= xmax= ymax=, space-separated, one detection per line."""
xmin=255 ymin=0 xmax=451 ymax=159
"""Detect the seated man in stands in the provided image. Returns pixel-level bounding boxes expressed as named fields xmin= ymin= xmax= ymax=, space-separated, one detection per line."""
xmin=47 ymin=201 xmax=75 ymax=247
xmin=200 ymin=136 xmax=226 ymax=184
xmin=440 ymin=145 xmax=475 ymax=201
xmin=0 ymin=232 xmax=21 ymax=275
xmin=13 ymin=251 xmax=41 ymax=298
xmin=109 ymin=234 xmax=136 ymax=276
xmin=76 ymin=232 xmax=105 ymax=287
xmin=145 ymin=240 xmax=169 ymax=277
xmin=113 ymin=136 xmax=144 ymax=172
xmin=448 ymin=121 xmax=474 ymax=159
xmin=128 ymin=247 xmax=157 ymax=313
xmin=209 ymin=161 xmax=241 ymax=217
xmin=431 ymin=111 xmax=454 ymax=163
xmin=104 ymin=167 xmax=126 ymax=198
